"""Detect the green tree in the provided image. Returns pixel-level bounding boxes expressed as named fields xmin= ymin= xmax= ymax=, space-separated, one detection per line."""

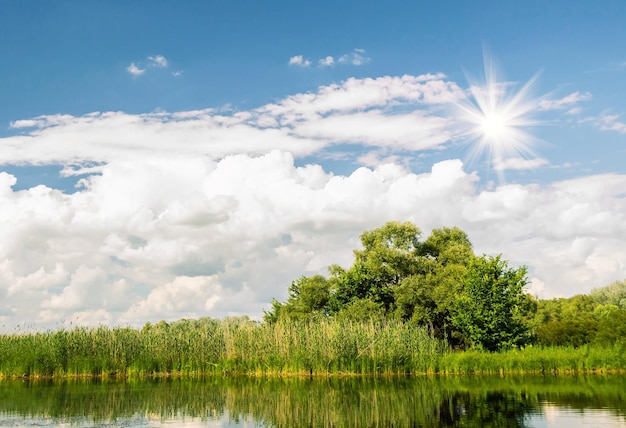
xmin=335 ymin=298 xmax=385 ymax=322
xmin=452 ymin=255 xmax=532 ymax=351
xmin=591 ymin=279 xmax=626 ymax=309
xmin=394 ymin=227 xmax=474 ymax=341
xmin=331 ymin=221 xmax=423 ymax=311
xmin=266 ymin=275 xmax=331 ymax=321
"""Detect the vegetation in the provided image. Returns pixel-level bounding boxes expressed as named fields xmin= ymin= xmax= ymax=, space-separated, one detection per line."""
xmin=266 ymin=221 xmax=626 ymax=351
xmin=0 ymin=318 xmax=446 ymax=377
xmin=1 ymin=221 xmax=624 ymax=378
xmin=265 ymin=221 xmax=533 ymax=350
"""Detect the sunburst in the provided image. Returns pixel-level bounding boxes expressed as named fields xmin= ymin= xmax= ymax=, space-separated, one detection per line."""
xmin=455 ymin=54 xmax=544 ymax=180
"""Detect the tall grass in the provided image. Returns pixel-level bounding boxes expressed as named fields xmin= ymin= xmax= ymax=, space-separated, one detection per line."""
xmin=1 ymin=317 xmax=624 ymax=378
xmin=0 ymin=318 xmax=444 ymax=378
xmin=439 ymin=343 xmax=626 ymax=374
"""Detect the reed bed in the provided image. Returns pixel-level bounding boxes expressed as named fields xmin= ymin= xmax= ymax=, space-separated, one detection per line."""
xmin=1 ymin=317 xmax=624 ymax=378
xmin=0 ymin=318 xmax=444 ymax=378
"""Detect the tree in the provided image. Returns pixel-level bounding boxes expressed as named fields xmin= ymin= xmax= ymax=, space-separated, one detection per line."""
xmin=264 ymin=275 xmax=331 ymax=322
xmin=591 ymin=279 xmax=626 ymax=309
xmin=452 ymin=255 xmax=531 ymax=351
xmin=394 ymin=227 xmax=474 ymax=341
xmin=330 ymin=221 xmax=423 ymax=311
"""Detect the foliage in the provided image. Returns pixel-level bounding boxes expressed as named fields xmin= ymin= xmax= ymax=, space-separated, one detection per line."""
xmin=591 ymin=279 xmax=626 ymax=309
xmin=452 ymin=255 xmax=531 ymax=351
xmin=532 ymin=292 xmax=626 ymax=347
xmin=264 ymin=221 xmax=538 ymax=350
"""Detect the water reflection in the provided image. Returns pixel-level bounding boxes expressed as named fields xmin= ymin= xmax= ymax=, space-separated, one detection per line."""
xmin=0 ymin=375 xmax=624 ymax=427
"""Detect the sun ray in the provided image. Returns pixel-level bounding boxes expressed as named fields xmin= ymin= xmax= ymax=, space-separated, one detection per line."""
xmin=454 ymin=53 xmax=544 ymax=181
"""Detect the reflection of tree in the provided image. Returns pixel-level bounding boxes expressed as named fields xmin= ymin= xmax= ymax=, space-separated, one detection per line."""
xmin=0 ymin=375 xmax=624 ymax=426
xmin=435 ymin=391 xmax=532 ymax=427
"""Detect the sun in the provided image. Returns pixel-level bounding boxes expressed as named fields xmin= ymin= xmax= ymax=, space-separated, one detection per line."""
xmin=455 ymin=53 xmax=543 ymax=178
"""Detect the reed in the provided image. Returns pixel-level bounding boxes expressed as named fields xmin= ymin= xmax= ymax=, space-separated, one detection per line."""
xmin=0 ymin=318 xmax=624 ymax=378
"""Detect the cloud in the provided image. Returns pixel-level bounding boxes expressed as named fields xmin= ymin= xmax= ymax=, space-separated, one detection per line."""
xmin=0 ymin=74 xmax=463 ymax=168
xmin=289 ymin=55 xmax=311 ymax=67
xmin=1 ymin=73 xmax=625 ymax=331
xmin=1 ymin=153 xmax=626 ymax=332
xmin=172 ymin=70 xmax=183 ymax=77
xmin=126 ymin=63 xmax=145 ymax=76
xmin=338 ymin=49 xmax=371 ymax=66
xmin=293 ymin=50 xmax=370 ymax=69
xmin=319 ymin=56 xmax=335 ymax=67
xmin=127 ymin=55 xmax=170 ymax=77
xmin=539 ymin=91 xmax=592 ymax=110
xmin=148 ymin=55 xmax=168 ymax=67
xmin=590 ymin=112 xmax=626 ymax=134
xmin=493 ymin=157 xmax=549 ymax=171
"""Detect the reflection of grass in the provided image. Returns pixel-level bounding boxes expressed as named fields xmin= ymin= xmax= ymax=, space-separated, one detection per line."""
xmin=0 ymin=375 xmax=624 ymax=427
xmin=0 ymin=318 xmax=624 ymax=378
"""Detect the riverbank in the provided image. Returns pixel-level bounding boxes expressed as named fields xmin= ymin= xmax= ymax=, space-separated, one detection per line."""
xmin=1 ymin=318 xmax=624 ymax=378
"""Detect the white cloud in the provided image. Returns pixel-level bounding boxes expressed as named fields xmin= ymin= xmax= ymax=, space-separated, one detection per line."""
xmin=566 ymin=107 xmax=582 ymax=115
xmin=338 ymin=49 xmax=371 ymax=66
xmin=148 ymin=54 xmax=168 ymax=67
xmin=1 ymin=73 xmax=625 ymax=331
xmin=590 ymin=112 xmax=626 ymax=133
xmin=539 ymin=91 xmax=592 ymax=110
xmin=293 ymin=49 xmax=371 ymax=69
xmin=288 ymin=55 xmax=311 ymax=67
xmin=127 ymin=63 xmax=145 ymax=76
xmin=319 ymin=56 xmax=335 ymax=67
xmin=172 ymin=70 xmax=183 ymax=77
xmin=493 ymin=157 xmax=549 ymax=171
xmin=0 ymin=74 xmax=463 ymax=168
xmin=0 ymin=154 xmax=625 ymax=331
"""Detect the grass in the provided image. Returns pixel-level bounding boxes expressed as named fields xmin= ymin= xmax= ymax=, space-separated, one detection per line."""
xmin=1 ymin=317 xmax=624 ymax=378
xmin=0 ymin=317 xmax=444 ymax=378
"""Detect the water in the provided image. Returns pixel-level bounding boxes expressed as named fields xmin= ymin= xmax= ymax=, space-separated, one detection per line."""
xmin=0 ymin=375 xmax=624 ymax=427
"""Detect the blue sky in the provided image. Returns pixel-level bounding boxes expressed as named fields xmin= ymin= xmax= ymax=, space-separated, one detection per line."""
xmin=1 ymin=1 xmax=625 ymax=330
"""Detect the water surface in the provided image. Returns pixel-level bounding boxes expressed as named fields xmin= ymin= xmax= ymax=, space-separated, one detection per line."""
xmin=0 ymin=374 xmax=624 ymax=427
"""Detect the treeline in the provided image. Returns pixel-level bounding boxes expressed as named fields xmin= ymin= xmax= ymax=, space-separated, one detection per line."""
xmin=535 ymin=281 xmax=626 ymax=347
xmin=265 ymin=221 xmax=626 ymax=351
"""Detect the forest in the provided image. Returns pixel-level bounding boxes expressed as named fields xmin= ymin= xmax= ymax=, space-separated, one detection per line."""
xmin=264 ymin=221 xmax=626 ymax=351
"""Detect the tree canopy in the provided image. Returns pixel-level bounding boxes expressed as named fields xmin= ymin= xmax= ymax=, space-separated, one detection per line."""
xmin=265 ymin=221 xmax=535 ymax=351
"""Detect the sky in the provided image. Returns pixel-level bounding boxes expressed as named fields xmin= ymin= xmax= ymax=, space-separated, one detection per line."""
xmin=1 ymin=1 xmax=625 ymax=331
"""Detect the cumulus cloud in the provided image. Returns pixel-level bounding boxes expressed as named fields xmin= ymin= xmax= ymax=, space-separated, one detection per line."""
xmin=1 ymin=153 xmax=625 ymax=332
xmin=288 ymin=55 xmax=311 ymax=67
xmin=126 ymin=63 xmax=145 ymax=76
xmin=319 ymin=56 xmax=335 ymax=67
xmin=1 ymin=73 xmax=625 ymax=332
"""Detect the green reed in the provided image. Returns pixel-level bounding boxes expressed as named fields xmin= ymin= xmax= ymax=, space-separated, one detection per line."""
xmin=0 ymin=318 xmax=444 ymax=377
xmin=1 ymin=318 xmax=624 ymax=378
